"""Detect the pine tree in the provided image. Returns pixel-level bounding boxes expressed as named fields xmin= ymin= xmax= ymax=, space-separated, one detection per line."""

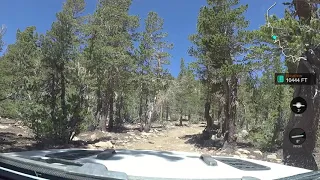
xmin=136 ymin=11 xmax=173 ymax=132
xmin=30 ymin=0 xmax=86 ymax=143
xmin=85 ymin=0 xmax=139 ymax=131
xmin=0 ymin=27 xmax=41 ymax=119
xmin=190 ymin=0 xmax=250 ymax=147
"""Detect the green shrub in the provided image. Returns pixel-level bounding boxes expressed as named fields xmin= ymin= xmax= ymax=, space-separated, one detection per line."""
xmin=0 ymin=100 xmax=20 ymax=119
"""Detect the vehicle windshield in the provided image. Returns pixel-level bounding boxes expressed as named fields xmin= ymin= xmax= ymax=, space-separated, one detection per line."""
xmin=0 ymin=0 xmax=320 ymax=180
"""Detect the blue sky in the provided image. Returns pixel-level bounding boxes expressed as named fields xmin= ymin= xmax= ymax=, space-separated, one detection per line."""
xmin=1 ymin=0 xmax=286 ymax=77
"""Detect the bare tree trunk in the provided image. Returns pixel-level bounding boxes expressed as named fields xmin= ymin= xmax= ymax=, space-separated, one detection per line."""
xmin=218 ymin=105 xmax=223 ymax=132
xmin=144 ymin=96 xmax=156 ymax=132
xmin=50 ymin=73 xmax=57 ymax=140
xmin=227 ymin=75 xmax=238 ymax=146
xmin=205 ymin=101 xmax=213 ymax=129
xmin=160 ymin=104 xmax=163 ymax=122
xmin=138 ymin=95 xmax=143 ymax=129
xmin=239 ymin=102 xmax=246 ymax=129
xmin=222 ymin=77 xmax=230 ymax=135
xmin=119 ymin=93 xmax=124 ymax=120
xmin=60 ymin=63 xmax=67 ymax=142
xmin=68 ymin=84 xmax=85 ymax=142
xmin=179 ymin=113 xmax=183 ymax=126
xmin=114 ymin=92 xmax=124 ymax=129
xmin=283 ymin=49 xmax=320 ymax=170
xmin=108 ymin=90 xmax=115 ymax=131
xmin=99 ymin=91 xmax=109 ymax=132
xmin=212 ymin=105 xmax=216 ymax=124
xmin=95 ymin=77 xmax=103 ymax=128
xmin=166 ymin=104 xmax=169 ymax=121
xmin=222 ymin=74 xmax=239 ymax=150
xmin=115 ymin=92 xmax=120 ymax=126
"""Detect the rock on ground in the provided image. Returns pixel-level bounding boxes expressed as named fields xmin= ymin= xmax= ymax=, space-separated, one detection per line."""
xmin=253 ymin=150 xmax=263 ymax=156
xmin=237 ymin=148 xmax=250 ymax=154
xmin=267 ymin=153 xmax=278 ymax=160
xmin=94 ymin=141 xmax=114 ymax=149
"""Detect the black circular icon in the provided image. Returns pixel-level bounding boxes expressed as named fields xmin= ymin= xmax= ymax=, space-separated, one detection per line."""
xmin=289 ymin=128 xmax=306 ymax=145
xmin=290 ymin=97 xmax=307 ymax=114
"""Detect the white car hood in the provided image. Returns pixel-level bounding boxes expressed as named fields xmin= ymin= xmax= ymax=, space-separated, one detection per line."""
xmin=3 ymin=148 xmax=311 ymax=180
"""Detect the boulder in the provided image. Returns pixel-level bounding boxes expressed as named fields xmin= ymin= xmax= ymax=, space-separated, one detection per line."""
xmin=267 ymin=153 xmax=277 ymax=160
xmin=94 ymin=141 xmax=114 ymax=149
xmin=86 ymin=144 xmax=97 ymax=149
xmin=90 ymin=133 xmax=98 ymax=141
xmin=253 ymin=150 xmax=263 ymax=156
xmin=141 ymin=132 xmax=151 ymax=136
xmin=237 ymin=148 xmax=250 ymax=154
xmin=239 ymin=154 xmax=248 ymax=159
xmin=0 ymin=125 xmax=9 ymax=129
xmin=241 ymin=130 xmax=249 ymax=137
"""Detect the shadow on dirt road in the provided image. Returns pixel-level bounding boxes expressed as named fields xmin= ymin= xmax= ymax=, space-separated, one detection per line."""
xmin=181 ymin=133 xmax=255 ymax=150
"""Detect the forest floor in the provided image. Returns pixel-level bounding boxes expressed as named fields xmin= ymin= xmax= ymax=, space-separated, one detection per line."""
xmin=1 ymin=117 xmax=317 ymax=166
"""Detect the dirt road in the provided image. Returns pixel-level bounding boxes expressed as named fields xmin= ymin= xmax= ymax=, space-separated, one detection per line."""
xmin=117 ymin=124 xmax=204 ymax=152
xmin=0 ymin=118 xmax=284 ymax=164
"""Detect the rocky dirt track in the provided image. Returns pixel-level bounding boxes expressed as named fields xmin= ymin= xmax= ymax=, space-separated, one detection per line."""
xmin=0 ymin=118 xmax=287 ymax=164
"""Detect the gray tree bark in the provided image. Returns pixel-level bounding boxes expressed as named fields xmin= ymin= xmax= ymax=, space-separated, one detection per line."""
xmin=283 ymin=48 xmax=320 ymax=170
